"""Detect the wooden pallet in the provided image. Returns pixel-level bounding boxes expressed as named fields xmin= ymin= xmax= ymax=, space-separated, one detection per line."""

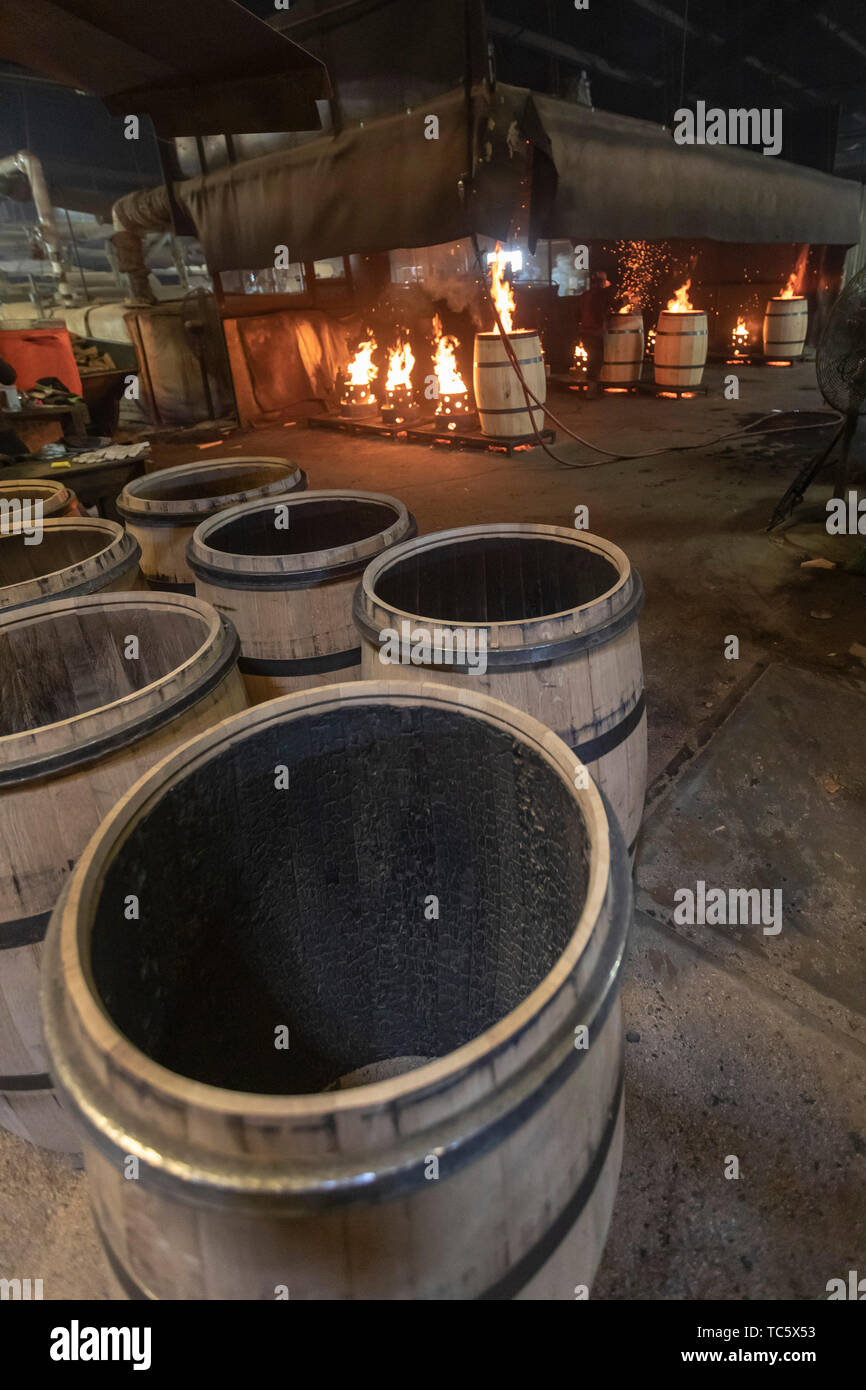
xmin=307 ymin=413 xmax=556 ymax=455
xmin=306 ymin=413 xmax=432 ymax=439
xmin=404 ymin=424 xmax=557 ymax=454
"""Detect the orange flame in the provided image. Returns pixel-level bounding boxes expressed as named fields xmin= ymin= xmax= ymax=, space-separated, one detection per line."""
xmin=732 ymin=317 xmax=749 ymax=351
xmin=488 ymin=244 xmax=516 ymax=334
xmin=618 ymin=303 xmax=634 ymax=314
xmin=778 ymin=247 xmax=808 ymax=299
xmin=385 ymin=336 xmax=415 ymax=393
xmin=573 ymin=342 xmax=589 ymax=372
xmin=346 ymin=340 xmax=378 ymax=390
xmin=431 ymin=315 xmax=467 ymax=397
xmin=666 ymin=280 xmax=695 ymax=313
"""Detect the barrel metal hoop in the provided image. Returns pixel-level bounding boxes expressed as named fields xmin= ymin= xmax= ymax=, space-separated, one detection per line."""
xmin=653 ymin=362 xmax=706 ymax=372
xmin=475 ymin=355 xmax=544 ymax=368
xmin=239 ymin=648 xmax=362 ymax=678
xmin=145 ymin=579 xmax=196 ymax=595
xmin=0 ymin=1071 xmax=52 ymax=1091
xmin=0 ymin=623 xmax=241 ymax=789
xmin=477 ymin=1065 xmax=624 ymax=1300
xmin=0 ymin=908 xmax=51 ymax=948
xmin=570 ymin=691 xmax=646 ymax=765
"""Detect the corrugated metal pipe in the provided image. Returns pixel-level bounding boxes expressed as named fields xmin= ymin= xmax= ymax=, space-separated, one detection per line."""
xmin=0 ymin=150 xmax=74 ymax=300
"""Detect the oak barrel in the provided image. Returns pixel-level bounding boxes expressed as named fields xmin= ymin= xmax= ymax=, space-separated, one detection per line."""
xmin=355 ymin=524 xmax=647 ymax=853
xmin=42 ymin=681 xmax=631 ymax=1298
xmin=473 ymin=329 xmax=546 ymax=437
xmin=653 ymin=310 xmax=708 ymax=387
xmin=762 ymin=297 xmax=808 ymax=360
xmin=600 ymin=312 xmax=645 ymax=386
xmin=188 ymin=490 xmax=415 ymax=703
xmin=0 ymin=516 xmax=141 ymax=615
xmin=117 ymin=457 xmax=307 ymax=593
xmin=0 ymin=477 xmax=82 ymax=520
xmin=0 ymin=591 xmax=247 ymax=1150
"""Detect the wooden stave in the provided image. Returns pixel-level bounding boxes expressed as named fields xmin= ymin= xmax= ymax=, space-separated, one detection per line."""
xmin=0 ymin=591 xmax=248 ymax=1151
xmin=41 ymin=680 xmax=632 ymax=1298
xmin=762 ymin=298 xmax=808 ymax=358
xmin=653 ymin=310 xmax=708 ymax=386
xmin=473 ymin=330 xmax=546 ymax=438
xmin=0 ymin=517 xmax=142 ymax=614
xmin=188 ymin=490 xmax=415 ymax=702
xmin=600 ymin=313 xmax=645 ymax=385
xmin=354 ymin=524 xmax=647 ymax=850
xmin=117 ymin=458 xmax=307 ymax=590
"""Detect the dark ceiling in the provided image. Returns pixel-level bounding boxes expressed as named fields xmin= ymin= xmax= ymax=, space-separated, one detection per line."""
xmin=0 ymin=0 xmax=864 ymax=217
xmin=256 ymin=0 xmax=866 ymax=177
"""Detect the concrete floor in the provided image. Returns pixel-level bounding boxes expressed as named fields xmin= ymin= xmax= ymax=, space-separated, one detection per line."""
xmin=2 ymin=359 xmax=864 ymax=1298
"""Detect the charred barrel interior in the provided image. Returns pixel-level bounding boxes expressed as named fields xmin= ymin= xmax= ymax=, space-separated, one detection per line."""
xmin=89 ymin=701 xmax=589 ymax=1094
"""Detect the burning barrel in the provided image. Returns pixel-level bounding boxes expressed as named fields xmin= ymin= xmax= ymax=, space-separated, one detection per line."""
xmin=41 ymin=681 xmax=631 ymax=1298
xmin=188 ymin=490 xmax=415 ymax=703
xmin=117 ymin=458 xmax=307 ymax=593
xmin=473 ymin=330 xmax=546 ymax=438
xmin=0 ymin=591 xmax=246 ymax=1150
xmin=0 ymin=517 xmax=140 ymax=615
xmin=763 ymin=297 xmax=808 ymax=361
xmin=653 ymin=310 xmax=708 ymax=388
xmin=600 ymin=312 xmax=645 ymax=387
xmin=354 ymin=524 xmax=647 ymax=853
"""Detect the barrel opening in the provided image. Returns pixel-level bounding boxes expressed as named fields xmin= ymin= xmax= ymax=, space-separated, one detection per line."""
xmin=372 ymin=535 xmax=621 ymax=624
xmin=206 ymin=498 xmax=399 ymax=558
xmin=89 ymin=703 xmax=590 ymax=1095
xmin=132 ymin=464 xmax=293 ymax=505
xmin=0 ymin=483 xmax=57 ymax=501
xmin=0 ymin=527 xmax=110 ymax=588
xmin=0 ymin=607 xmax=209 ymax=734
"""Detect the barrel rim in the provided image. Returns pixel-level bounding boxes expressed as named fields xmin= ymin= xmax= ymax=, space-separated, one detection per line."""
xmin=187 ymin=489 xmax=414 ymax=583
xmin=0 ymin=516 xmax=139 ymax=613
xmin=117 ymin=457 xmax=305 ymax=523
xmin=0 ymin=477 xmax=72 ymax=501
xmin=0 ymin=590 xmax=240 ymax=785
xmin=44 ymin=682 xmax=615 ymax=1145
xmin=355 ymin=523 xmax=635 ymax=654
xmin=474 ymin=329 xmax=541 ymax=342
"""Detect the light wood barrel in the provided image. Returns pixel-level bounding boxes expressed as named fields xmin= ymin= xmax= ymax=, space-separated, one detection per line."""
xmin=42 ymin=681 xmax=631 ymax=1299
xmin=0 ymin=516 xmax=141 ymax=615
xmin=653 ymin=310 xmax=708 ymax=387
xmin=355 ymin=524 xmax=646 ymax=853
xmin=0 ymin=478 xmax=82 ymax=519
xmin=0 ymin=591 xmax=247 ymax=1151
xmin=188 ymin=490 xmax=415 ymax=703
xmin=600 ymin=313 xmax=645 ymax=385
xmin=762 ymin=297 xmax=808 ymax=360
xmin=473 ymin=329 xmax=546 ymax=437
xmin=117 ymin=457 xmax=307 ymax=593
